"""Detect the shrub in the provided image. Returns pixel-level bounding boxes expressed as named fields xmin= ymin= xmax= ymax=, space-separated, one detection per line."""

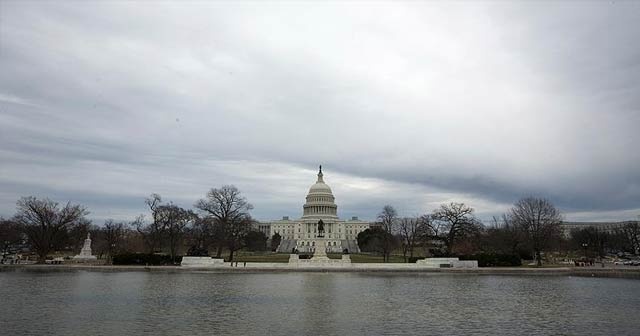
xmin=408 ymin=257 xmax=421 ymax=263
xmin=186 ymin=245 xmax=209 ymax=256
xmin=245 ymin=231 xmax=268 ymax=252
xmin=458 ymin=253 xmax=521 ymax=267
xmin=112 ymin=253 xmax=182 ymax=265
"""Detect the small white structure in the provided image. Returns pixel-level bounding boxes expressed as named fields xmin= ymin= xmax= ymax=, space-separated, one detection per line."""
xmin=181 ymin=256 xmax=225 ymax=267
xmin=288 ymin=241 xmax=352 ymax=267
xmin=257 ymin=167 xmax=371 ymax=254
xmin=288 ymin=253 xmax=352 ymax=267
xmin=73 ymin=233 xmax=97 ymax=261
xmin=416 ymin=257 xmax=478 ymax=268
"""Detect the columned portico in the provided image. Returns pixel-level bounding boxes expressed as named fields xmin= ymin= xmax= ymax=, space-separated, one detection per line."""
xmin=258 ymin=166 xmax=372 ymax=254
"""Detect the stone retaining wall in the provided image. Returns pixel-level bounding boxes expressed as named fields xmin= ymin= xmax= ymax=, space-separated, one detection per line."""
xmin=3 ymin=264 xmax=639 ymax=279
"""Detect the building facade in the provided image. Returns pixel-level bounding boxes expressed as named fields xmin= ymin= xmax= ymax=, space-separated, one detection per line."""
xmin=560 ymin=221 xmax=635 ymax=237
xmin=257 ymin=166 xmax=371 ymax=253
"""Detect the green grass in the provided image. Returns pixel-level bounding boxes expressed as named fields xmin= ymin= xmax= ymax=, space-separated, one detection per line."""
xmin=231 ymin=252 xmax=290 ymax=263
xmin=518 ymin=263 xmax=573 ymax=268
xmin=224 ymin=252 xmax=410 ymax=263
xmin=349 ymin=254 xmax=407 ymax=263
xmin=327 ymin=253 xmax=407 ymax=263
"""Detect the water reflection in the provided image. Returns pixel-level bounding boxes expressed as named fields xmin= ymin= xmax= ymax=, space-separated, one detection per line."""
xmin=1 ymin=271 xmax=639 ymax=336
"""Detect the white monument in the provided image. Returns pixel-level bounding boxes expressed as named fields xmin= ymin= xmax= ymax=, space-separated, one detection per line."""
xmin=73 ymin=233 xmax=97 ymax=261
xmin=289 ymin=215 xmax=352 ymax=266
xmin=416 ymin=257 xmax=478 ymax=268
xmin=181 ymin=256 xmax=225 ymax=267
xmin=258 ymin=166 xmax=370 ymax=254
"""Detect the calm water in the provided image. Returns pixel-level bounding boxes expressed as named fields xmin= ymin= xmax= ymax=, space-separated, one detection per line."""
xmin=1 ymin=271 xmax=639 ymax=336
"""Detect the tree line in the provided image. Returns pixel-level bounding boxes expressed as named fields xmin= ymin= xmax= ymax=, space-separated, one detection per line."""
xmin=2 ymin=191 xmax=638 ymax=265
xmin=0 ymin=185 xmax=269 ymax=263
xmin=358 ymin=197 xmax=640 ymax=265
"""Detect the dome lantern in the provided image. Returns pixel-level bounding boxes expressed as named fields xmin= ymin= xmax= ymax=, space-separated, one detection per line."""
xmin=302 ymin=165 xmax=338 ymax=219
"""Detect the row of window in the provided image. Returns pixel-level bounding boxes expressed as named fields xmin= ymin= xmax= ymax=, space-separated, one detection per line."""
xmin=298 ymin=241 xmax=340 ymax=247
xmin=272 ymin=227 xmax=366 ymax=235
xmin=272 ymin=234 xmax=359 ymax=240
xmin=307 ymin=196 xmax=334 ymax=203
xmin=303 ymin=206 xmax=337 ymax=214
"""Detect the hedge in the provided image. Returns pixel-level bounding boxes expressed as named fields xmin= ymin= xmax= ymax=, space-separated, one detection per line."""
xmin=458 ymin=253 xmax=522 ymax=267
xmin=112 ymin=253 xmax=182 ymax=265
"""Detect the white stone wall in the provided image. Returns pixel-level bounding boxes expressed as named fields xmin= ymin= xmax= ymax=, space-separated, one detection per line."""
xmin=258 ymin=218 xmax=371 ymax=243
xmin=560 ymin=221 xmax=632 ymax=238
xmin=296 ymin=239 xmax=344 ymax=253
xmin=416 ymin=258 xmax=479 ymax=268
xmin=253 ymin=168 xmax=373 ymax=249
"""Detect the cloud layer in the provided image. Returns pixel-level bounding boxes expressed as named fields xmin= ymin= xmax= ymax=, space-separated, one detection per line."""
xmin=1 ymin=1 xmax=639 ymax=223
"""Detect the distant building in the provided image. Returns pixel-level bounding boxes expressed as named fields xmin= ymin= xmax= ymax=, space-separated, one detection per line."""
xmin=560 ymin=221 xmax=635 ymax=237
xmin=255 ymin=166 xmax=373 ymax=253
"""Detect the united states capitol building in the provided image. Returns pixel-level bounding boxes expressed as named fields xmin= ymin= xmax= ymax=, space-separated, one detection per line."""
xmin=255 ymin=166 xmax=372 ymax=253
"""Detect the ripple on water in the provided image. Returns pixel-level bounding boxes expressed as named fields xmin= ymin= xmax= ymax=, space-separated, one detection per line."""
xmin=1 ymin=272 xmax=639 ymax=336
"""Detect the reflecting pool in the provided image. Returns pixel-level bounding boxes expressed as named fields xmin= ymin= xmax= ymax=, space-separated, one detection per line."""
xmin=1 ymin=271 xmax=639 ymax=335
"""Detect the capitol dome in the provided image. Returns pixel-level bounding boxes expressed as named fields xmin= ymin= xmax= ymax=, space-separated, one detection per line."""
xmin=302 ymin=166 xmax=338 ymax=219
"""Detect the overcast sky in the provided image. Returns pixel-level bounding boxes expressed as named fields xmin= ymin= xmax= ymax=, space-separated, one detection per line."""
xmin=1 ymin=1 xmax=639 ymax=224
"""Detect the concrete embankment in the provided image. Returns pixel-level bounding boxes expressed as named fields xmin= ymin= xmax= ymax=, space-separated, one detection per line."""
xmin=2 ymin=264 xmax=640 ymax=279
xmin=569 ymin=268 xmax=640 ymax=279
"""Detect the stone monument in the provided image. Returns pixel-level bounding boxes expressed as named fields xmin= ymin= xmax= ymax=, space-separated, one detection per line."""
xmin=416 ymin=257 xmax=478 ymax=268
xmin=73 ymin=233 xmax=97 ymax=261
xmin=267 ymin=166 xmax=370 ymax=255
xmin=309 ymin=239 xmax=331 ymax=262
xmin=181 ymin=256 xmax=225 ymax=267
xmin=309 ymin=219 xmax=331 ymax=262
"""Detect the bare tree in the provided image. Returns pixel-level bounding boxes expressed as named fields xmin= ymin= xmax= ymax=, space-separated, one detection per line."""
xmin=271 ymin=233 xmax=282 ymax=252
xmin=621 ymin=221 xmax=640 ymax=255
xmin=0 ymin=217 xmax=22 ymax=247
xmin=157 ymin=204 xmax=196 ymax=263
xmin=428 ymin=202 xmax=481 ymax=256
xmin=418 ymin=213 xmax=442 ymax=255
xmin=188 ymin=216 xmax=216 ymax=254
xmin=245 ymin=230 xmax=268 ymax=252
xmin=225 ymin=216 xmax=254 ymax=262
xmin=101 ymin=220 xmax=127 ymax=263
xmin=67 ymin=218 xmax=92 ymax=253
xmin=377 ymin=205 xmax=398 ymax=262
xmin=123 ymin=219 xmax=146 ymax=253
xmin=136 ymin=194 xmax=164 ymax=253
xmin=13 ymin=196 xmax=88 ymax=263
xmin=195 ymin=185 xmax=253 ymax=261
xmin=398 ymin=216 xmax=428 ymax=262
xmin=357 ymin=227 xmax=397 ymax=257
xmin=482 ymin=215 xmax=525 ymax=255
xmin=509 ymin=197 xmax=562 ymax=266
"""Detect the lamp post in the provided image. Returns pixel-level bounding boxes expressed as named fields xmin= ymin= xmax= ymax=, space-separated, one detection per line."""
xmin=110 ymin=243 xmax=116 ymax=264
xmin=2 ymin=240 xmax=9 ymax=264
xmin=582 ymin=243 xmax=588 ymax=265
xmin=637 ymin=215 xmax=640 ymax=255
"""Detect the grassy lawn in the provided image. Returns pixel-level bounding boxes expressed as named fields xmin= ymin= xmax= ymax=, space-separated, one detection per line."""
xmin=328 ymin=253 xmax=407 ymax=263
xmin=349 ymin=254 xmax=407 ymax=263
xmin=232 ymin=252 xmax=290 ymax=263
xmin=518 ymin=263 xmax=573 ymax=268
xmin=226 ymin=252 xmax=410 ymax=263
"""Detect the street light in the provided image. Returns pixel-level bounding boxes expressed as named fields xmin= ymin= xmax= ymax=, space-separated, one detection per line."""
xmin=110 ymin=243 xmax=116 ymax=264
xmin=582 ymin=242 xmax=588 ymax=262
xmin=2 ymin=240 xmax=9 ymax=264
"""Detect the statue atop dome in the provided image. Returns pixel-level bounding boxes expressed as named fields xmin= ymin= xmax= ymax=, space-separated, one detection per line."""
xmin=265 ymin=166 xmax=369 ymax=255
xmin=302 ymin=165 xmax=338 ymax=219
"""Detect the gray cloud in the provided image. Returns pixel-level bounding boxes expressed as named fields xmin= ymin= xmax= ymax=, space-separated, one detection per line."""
xmin=1 ymin=1 xmax=639 ymax=223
